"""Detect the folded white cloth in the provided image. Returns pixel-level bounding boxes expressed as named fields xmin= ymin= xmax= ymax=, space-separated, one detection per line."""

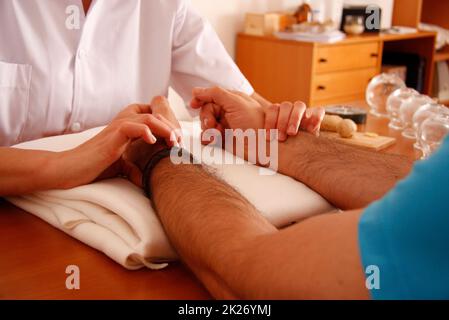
xmin=7 ymin=121 xmax=333 ymax=270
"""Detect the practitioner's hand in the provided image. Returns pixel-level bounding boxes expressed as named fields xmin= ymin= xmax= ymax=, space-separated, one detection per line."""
xmin=191 ymin=87 xmax=325 ymax=142
xmin=148 ymin=96 xmax=183 ymax=142
xmin=265 ymin=102 xmax=325 ymax=141
xmin=122 ymin=96 xmax=186 ymax=186
xmin=59 ymin=101 xmax=180 ymax=188
xmin=191 ymin=87 xmax=265 ymax=134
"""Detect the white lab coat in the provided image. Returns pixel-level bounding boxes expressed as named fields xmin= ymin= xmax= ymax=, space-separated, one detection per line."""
xmin=0 ymin=0 xmax=253 ymax=146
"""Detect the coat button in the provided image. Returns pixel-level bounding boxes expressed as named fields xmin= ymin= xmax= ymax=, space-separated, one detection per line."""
xmin=77 ymin=49 xmax=86 ymax=60
xmin=71 ymin=122 xmax=82 ymax=132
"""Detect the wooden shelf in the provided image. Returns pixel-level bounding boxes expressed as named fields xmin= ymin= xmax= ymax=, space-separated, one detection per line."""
xmin=239 ymin=31 xmax=437 ymax=48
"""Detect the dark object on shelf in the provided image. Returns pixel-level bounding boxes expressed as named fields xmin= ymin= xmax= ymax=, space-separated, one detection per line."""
xmin=383 ymin=52 xmax=426 ymax=92
xmin=324 ymin=105 xmax=368 ymax=125
xmin=294 ymin=2 xmax=312 ymax=24
xmin=340 ymin=5 xmax=382 ymax=34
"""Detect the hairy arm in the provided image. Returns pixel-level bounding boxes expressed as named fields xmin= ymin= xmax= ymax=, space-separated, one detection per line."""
xmin=150 ymin=158 xmax=369 ymax=299
xmin=193 ymin=87 xmax=410 ymax=209
xmin=268 ymin=134 xmax=413 ymax=210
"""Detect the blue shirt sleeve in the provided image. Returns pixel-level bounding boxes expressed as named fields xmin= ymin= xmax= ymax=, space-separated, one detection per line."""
xmin=359 ymin=136 xmax=449 ymax=300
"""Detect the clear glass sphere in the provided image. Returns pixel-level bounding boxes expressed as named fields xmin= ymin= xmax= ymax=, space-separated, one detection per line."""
xmin=413 ymin=103 xmax=449 ymax=150
xmin=420 ymin=113 xmax=449 ymax=159
xmin=386 ymin=88 xmax=419 ymax=130
xmin=399 ymin=94 xmax=434 ymax=139
xmin=366 ymin=73 xmax=406 ymax=118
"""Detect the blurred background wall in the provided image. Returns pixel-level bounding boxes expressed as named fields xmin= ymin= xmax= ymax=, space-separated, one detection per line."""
xmin=190 ymin=0 xmax=346 ymax=57
xmin=190 ymin=0 xmax=308 ymax=57
xmin=171 ymin=0 xmax=343 ymax=116
xmin=171 ymin=0 xmax=300 ymax=118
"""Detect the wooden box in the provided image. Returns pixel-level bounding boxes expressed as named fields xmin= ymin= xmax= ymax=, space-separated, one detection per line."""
xmin=244 ymin=13 xmax=292 ymax=36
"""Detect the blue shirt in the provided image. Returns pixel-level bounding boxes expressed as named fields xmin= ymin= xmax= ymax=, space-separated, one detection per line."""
xmin=359 ymin=136 xmax=449 ymax=300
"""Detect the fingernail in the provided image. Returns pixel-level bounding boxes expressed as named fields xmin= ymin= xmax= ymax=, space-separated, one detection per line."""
xmin=306 ymin=109 xmax=313 ymax=119
xmin=149 ymin=134 xmax=157 ymax=143
xmin=279 ymin=132 xmax=287 ymax=141
xmin=307 ymin=124 xmax=315 ymax=133
xmin=203 ymin=118 xmax=209 ymax=128
xmin=288 ymin=125 xmax=297 ymax=135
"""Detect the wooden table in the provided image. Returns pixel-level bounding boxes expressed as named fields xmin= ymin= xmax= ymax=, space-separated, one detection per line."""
xmin=0 ymin=104 xmax=419 ymax=300
xmin=0 ymin=198 xmax=211 ymax=300
xmin=348 ymin=102 xmax=420 ymax=161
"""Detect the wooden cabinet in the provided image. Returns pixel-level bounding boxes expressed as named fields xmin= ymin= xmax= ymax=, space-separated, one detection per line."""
xmin=315 ymin=42 xmax=380 ymax=74
xmin=236 ymin=32 xmax=436 ymax=107
xmin=312 ymin=68 xmax=378 ymax=105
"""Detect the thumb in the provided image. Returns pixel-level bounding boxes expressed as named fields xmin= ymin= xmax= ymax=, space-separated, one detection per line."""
xmin=151 ymin=96 xmax=171 ymax=116
xmin=192 ymin=87 xmax=238 ymax=110
xmin=200 ymin=103 xmax=222 ymax=130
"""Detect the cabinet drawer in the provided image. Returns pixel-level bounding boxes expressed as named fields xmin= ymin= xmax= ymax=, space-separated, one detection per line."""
xmin=312 ymin=68 xmax=378 ymax=101
xmin=315 ymin=42 xmax=380 ymax=73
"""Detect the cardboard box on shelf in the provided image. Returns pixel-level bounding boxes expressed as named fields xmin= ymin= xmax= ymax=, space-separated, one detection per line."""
xmin=244 ymin=13 xmax=294 ymax=36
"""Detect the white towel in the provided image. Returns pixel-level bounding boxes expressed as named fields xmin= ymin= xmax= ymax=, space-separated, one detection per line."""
xmin=7 ymin=121 xmax=333 ymax=270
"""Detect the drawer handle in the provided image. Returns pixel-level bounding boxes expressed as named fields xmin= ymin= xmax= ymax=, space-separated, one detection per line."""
xmin=317 ymin=85 xmax=326 ymax=91
xmin=370 ymin=53 xmax=379 ymax=58
xmin=318 ymin=58 xmax=328 ymax=63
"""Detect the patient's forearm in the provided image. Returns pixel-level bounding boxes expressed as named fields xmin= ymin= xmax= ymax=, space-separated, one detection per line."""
xmin=277 ymin=134 xmax=413 ymax=209
xmin=150 ymin=158 xmax=277 ymax=299
xmin=149 ymin=157 xmax=368 ymax=299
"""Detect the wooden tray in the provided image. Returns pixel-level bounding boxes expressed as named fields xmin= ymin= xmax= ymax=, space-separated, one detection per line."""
xmin=321 ymin=132 xmax=396 ymax=151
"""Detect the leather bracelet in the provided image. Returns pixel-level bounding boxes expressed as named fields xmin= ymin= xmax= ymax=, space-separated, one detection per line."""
xmin=142 ymin=147 xmax=194 ymax=199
